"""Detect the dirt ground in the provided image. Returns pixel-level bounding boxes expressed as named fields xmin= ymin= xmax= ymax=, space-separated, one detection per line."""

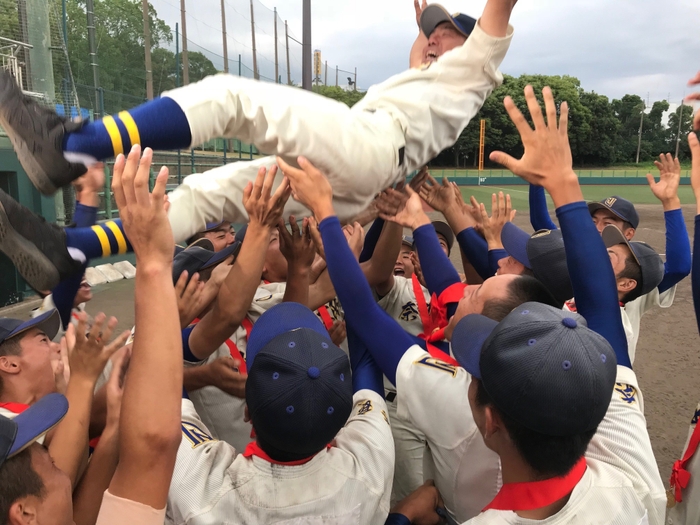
xmin=1 ymin=203 xmax=697 ymax=488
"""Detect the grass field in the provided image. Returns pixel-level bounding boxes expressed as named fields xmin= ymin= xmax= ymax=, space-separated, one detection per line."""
xmin=458 ymin=184 xmax=698 ymax=212
xmin=433 ymin=168 xmax=692 ymax=179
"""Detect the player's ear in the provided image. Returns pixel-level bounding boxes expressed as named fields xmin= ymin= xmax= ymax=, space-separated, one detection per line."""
xmin=0 ymin=355 xmax=21 ymax=375
xmin=483 ymin=405 xmax=503 ymax=443
xmin=623 ymin=227 xmax=636 ymax=241
xmin=616 ymin=277 xmax=637 ymax=294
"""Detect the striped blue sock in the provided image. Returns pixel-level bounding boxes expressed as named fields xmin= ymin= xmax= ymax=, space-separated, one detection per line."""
xmin=64 ymin=220 xmax=132 ymax=261
xmin=63 ymin=97 xmax=192 ymax=160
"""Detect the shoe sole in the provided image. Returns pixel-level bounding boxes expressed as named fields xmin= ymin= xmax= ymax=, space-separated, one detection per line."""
xmin=0 ymin=199 xmax=60 ymax=291
xmin=0 ymin=103 xmax=58 ymax=196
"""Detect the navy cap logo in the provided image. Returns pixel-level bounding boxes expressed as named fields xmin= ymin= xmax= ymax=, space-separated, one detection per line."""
xmin=604 ymin=197 xmax=617 ymax=207
xmin=531 ymin=230 xmax=552 ymax=239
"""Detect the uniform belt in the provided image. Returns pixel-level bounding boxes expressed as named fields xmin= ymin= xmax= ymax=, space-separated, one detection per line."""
xmin=386 ymin=392 xmax=397 ymax=403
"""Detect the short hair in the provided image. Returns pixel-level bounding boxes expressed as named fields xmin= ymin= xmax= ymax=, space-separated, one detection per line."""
xmin=618 ymin=253 xmax=642 ymax=304
xmin=475 ymin=380 xmax=596 ymax=478
xmin=0 ymin=447 xmax=45 ymax=523
xmin=186 ymin=231 xmax=206 ymax=246
xmin=481 ymin=275 xmax=561 ymax=322
xmin=0 ymin=337 xmax=23 ymax=397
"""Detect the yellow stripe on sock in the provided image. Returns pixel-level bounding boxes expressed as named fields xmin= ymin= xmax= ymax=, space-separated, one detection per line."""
xmin=91 ymin=225 xmax=112 ymax=258
xmin=105 ymin=221 xmax=128 ymax=254
xmin=102 ymin=116 xmax=124 ymax=157
xmin=118 ymin=111 xmax=141 ymax=149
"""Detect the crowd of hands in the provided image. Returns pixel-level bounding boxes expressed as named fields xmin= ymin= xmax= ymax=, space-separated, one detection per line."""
xmin=41 ymin=69 xmax=700 ymax=525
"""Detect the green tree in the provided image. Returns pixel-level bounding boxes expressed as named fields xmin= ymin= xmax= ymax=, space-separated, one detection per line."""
xmin=312 ymin=85 xmax=366 ymax=107
xmin=151 ymin=49 xmax=218 ymax=95
xmin=577 ymin=91 xmax=620 ymax=166
xmin=666 ymin=104 xmax=695 ymax=160
xmin=0 ymin=0 xmax=19 ymax=41
xmin=611 ymin=95 xmax=646 ymax=163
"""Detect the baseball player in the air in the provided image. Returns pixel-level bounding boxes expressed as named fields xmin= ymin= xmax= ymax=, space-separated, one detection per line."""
xmin=0 ymin=0 xmax=517 ymax=294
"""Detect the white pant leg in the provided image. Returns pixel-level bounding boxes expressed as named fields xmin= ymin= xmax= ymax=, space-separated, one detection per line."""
xmin=162 ymin=75 xmax=405 ymax=220
xmin=166 ymin=156 xmax=375 ymax=244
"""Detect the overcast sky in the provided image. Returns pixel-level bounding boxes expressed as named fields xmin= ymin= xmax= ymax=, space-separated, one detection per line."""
xmin=150 ymin=0 xmax=700 ymax=106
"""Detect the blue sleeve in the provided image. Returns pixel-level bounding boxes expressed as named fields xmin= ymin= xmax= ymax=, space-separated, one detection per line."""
xmin=412 ymin=224 xmax=461 ymax=296
xmin=456 ymin=228 xmax=492 ymax=280
xmin=359 ymin=218 xmax=385 ymax=263
xmin=346 ymin=325 xmax=384 ymax=396
xmin=181 ymin=326 xmax=200 ymax=363
xmin=488 ymin=249 xmax=508 ymax=275
xmin=320 ymin=216 xmax=416 ymax=385
xmin=529 ymin=184 xmax=558 ymax=231
xmin=658 ymin=209 xmax=691 ymax=293
xmin=556 ymin=202 xmax=630 ymax=368
xmin=692 ymin=216 xmax=700 ymax=335
xmin=384 ymin=514 xmax=411 ymax=525
xmin=72 ymin=203 xmax=98 ymax=228
xmin=51 ymin=262 xmax=87 ymax=329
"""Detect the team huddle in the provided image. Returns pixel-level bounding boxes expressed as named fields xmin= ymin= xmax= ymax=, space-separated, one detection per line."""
xmin=0 ymin=0 xmax=699 ymax=524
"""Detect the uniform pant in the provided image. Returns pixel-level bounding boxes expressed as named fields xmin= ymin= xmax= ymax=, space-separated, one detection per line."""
xmin=162 ymin=75 xmax=406 ymax=243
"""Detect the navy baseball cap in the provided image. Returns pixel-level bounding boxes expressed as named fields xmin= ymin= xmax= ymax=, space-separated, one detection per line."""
xmin=203 ymin=220 xmax=228 ymax=232
xmin=234 ymin=224 xmax=248 ymax=244
xmin=245 ymin=302 xmax=353 ymax=460
xmin=1 ymin=393 xmax=68 ymax=468
xmin=588 ymin=196 xmax=639 ymax=229
xmin=432 ymin=220 xmax=454 ymax=255
xmin=501 ymin=223 xmax=574 ymax=304
xmin=172 ymin=240 xmax=240 ymax=284
xmin=401 ymin=235 xmax=414 ymax=249
xmin=420 ymin=4 xmax=477 ymax=38
xmin=452 ymin=302 xmax=617 ymax=436
xmin=0 ymin=309 xmax=60 ymax=347
xmin=602 ymin=225 xmax=664 ymax=296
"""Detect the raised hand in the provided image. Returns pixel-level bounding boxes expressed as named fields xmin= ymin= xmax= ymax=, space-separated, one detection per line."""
xmin=686 ymin=72 xmax=700 ymax=130
xmin=307 ymin=217 xmax=326 ymax=260
xmin=207 ymin=356 xmax=247 ymax=398
xmin=420 ymin=174 xmax=459 ymax=214
xmin=410 ymin=252 xmax=427 ymax=288
xmin=276 ymin=156 xmax=335 ymax=221
xmin=243 ymin=165 xmax=292 ymax=229
xmin=479 ymin=192 xmax=515 ymax=249
xmin=69 ymin=312 xmax=130 ymax=384
xmin=414 ymin=0 xmax=428 ymax=28
xmin=377 ymin=187 xmax=429 ymax=230
xmin=175 ymin=271 xmax=206 ymax=328
xmin=646 ymin=153 xmax=681 ymax=210
xmin=690 ymin=132 xmax=700 ymax=214
xmin=278 ymin=215 xmax=316 ymax=270
xmin=409 ymin=167 xmax=430 ymax=193
xmin=490 ymin=86 xmax=582 ymax=207
xmin=328 ymin=320 xmax=347 ymax=346
xmin=343 ymin=222 xmax=366 ymax=259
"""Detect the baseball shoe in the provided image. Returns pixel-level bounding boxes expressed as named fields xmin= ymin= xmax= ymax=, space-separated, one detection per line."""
xmin=0 ymin=71 xmax=87 ymax=195
xmin=0 ymin=188 xmax=82 ymax=291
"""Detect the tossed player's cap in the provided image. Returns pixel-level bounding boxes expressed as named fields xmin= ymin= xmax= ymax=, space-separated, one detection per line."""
xmin=401 ymin=235 xmax=414 ymax=249
xmin=420 ymin=4 xmax=477 ymax=39
xmin=602 ymin=225 xmax=664 ymax=296
xmin=588 ymin=196 xmax=639 ymax=229
xmin=1 ymin=393 xmax=68 ymax=468
xmin=501 ymin=223 xmax=573 ymax=304
xmin=172 ymin=240 xmax=240 ymax=284
xmin=432 ymin=220 xmax=454 ymax=255
xmin=0 ymin=309 xmax=60 ymax=347
xmin=452 ymin=302 xmax=617 ymax=436
xmin=245 ymin=302 xmax=353 ymax=461
xmin=203 ymin=220 xmax=228 ymax=232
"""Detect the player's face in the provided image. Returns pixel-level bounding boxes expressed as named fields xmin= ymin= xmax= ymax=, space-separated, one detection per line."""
xmin=423 ymin=23 xmax=467 ymax=63
xmin=263 ymin=230 xmax=289 ymax=282
xmin=16 ymin=444 xmax=75 ymax=524
xmin=607 ymin=244 xmax=638 ymax=297
xmin=205 ymin=226 xmax=236 ymax=252
xmin=73 ymin=278 xmax=92 ymax=306
xmin=592 ymin=210 xmax=635 ymax=240
xmin=1 ymin=330 xmax=59 ymax=398
xmin=496 ymin=256 xmax=527 ymax=276
xmin=394 ymin=247 xmax=415 ymax=278
xmin=436 ymin=234 xmax=450 ymax=257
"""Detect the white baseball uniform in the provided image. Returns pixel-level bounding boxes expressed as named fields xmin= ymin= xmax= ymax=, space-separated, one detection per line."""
xmin=461 ymin=367 xmax=666 ymax=525
xmin=666 ymin=404 xmax=700 ymax=525
xmin=185 ymin=282 xmax=345 ymax=450
xmin=376 ymin=275 xmax=431 ymax=503
xmin=165 ymin=390 xmax=394 ymax=525
xmin=164 ymin=22 xmax=512 ymax=243
xmin=564 ymin=286 xmax=675 ymax=365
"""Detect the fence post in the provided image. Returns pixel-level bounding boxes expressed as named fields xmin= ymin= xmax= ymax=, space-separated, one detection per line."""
xmin=104 ymin=165 xmax=112 ymax=219
xmin=190 ymin=148 xmax=195 ymax=174
xmin=249 ymin=143 xmax=253 ymax=160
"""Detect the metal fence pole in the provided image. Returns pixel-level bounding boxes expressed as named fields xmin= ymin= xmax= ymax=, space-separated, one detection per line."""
xmin=105 ymin=165 xmax=112 ymax=219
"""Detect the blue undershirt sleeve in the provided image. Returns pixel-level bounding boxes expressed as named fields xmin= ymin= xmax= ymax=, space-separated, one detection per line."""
xmin=412 ymin=224 xmax=461 ymax=296
xmin=346 ymin=325 xmax=384 ymax=396
xmin=692 ymin=216 xmax=700 ymax=335
xmin=488 ymin=249 xmax=508 ymax=275
xmin=658 ymin=209 xmax=691 ymax=294
xmin=359 ymin=218 xmax=385 ymax=263
xmin=72 ymin=203 xmax=98 ymax=228
xmin=456 ymin=227 xmax=492 ymax=280
xmin=319 ymin=216 xmax=417 ymax=385
xmin=556 ymin=202 xmax=630 ymax=368
xmin=383 ymin=514 xmax=412 ymax=525
xmin=529 ymin=184 xmax=558 ymax=231
xmin=181 ymin=326 xmax=200 ymax=363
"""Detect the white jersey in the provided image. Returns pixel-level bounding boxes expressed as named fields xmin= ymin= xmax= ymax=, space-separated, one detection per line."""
xmin=396 ymin=345 xmax=502 ymax=523
xmin=666 ymin=404 xmax=700 ymax=525
xmin=166 ymin=390 xmax=394 ymax=525
xmin=564 ymin=285 xmax=675 ymax=365
xmin=376 ymin=275 xmax=431 ymax=337
xmin=462 ymin=367 xmax=667 ymax=525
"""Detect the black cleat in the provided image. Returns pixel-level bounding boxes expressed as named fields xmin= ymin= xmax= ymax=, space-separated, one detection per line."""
xmin=0 ymin=188 xmax=83 ymax=292
xmin=0 ymin=71 xmax=87 ymax=195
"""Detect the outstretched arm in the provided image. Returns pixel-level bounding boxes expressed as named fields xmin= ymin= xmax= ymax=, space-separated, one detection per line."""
xmin=529 ymin=184 xmax=558 ymax=231
xmin=409 ymin=0 xmax=429 ymax=68
xmin=689 ymin=131 xmax=700 ymax=333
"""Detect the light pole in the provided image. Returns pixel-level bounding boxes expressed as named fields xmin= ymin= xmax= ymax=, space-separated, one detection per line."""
xmin=302 ymin=0 xmax=312 ymax=90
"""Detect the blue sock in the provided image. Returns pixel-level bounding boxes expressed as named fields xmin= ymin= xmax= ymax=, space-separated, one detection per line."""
xmin=52 ymin=264 xmax=86 ymax=329
xmin=63 ymin=97 xmax=192 ymax=160
xmin=64 ymin=219 xmax=132 ymax=260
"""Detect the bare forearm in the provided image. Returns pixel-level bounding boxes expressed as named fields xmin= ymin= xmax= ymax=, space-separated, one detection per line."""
xmin=73 ymin=427 xmax=119 ymax=525
xmin=183 ymin=364 xmax=213 ymax=392
xmin=410 ymin=32 xmax=428 ymax=68
xmin=364 ymin=221 xmax=402 ymax=286
xmin=89 ymin=385 xmax=108 ymax=440
xmin=308 ymin=270 xmax=337 ymax=311
xmin=479 ymin=0 xmax=515 ymax=38
xmin=282 ymin=265 xmax=311 ymax=305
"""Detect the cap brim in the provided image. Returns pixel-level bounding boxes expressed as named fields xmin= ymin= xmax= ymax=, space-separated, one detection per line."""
xmin=246 ymin=302 xmax=330 ymax=369
xmin=450 ymin=314 xmax=499 ymax=379
xmin=8 ymin=309 xmax=60 ymax=343
xmin=420 ymin=4 xmax=459 ymax=37
xmin=601 ymin=225 xmax=640 ymax=267
xmin=201 ymin=240 xmax=242 ymax=270
xmin=204 ymin=221 xmax=226 ymax=232
xmin=501 ymin=222 xmax=532 ymax=268
xmin=432 ymin=221 xmax=454 ymax=252
xmin=9 ymin=393 xmax=68 ymax=457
